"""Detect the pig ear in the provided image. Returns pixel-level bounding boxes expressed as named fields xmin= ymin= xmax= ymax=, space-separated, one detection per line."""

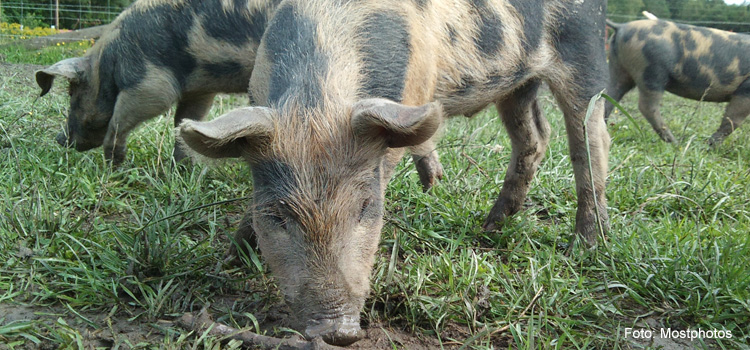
xmin=351 ymin=98 xmax=442 ymax=148
xmin=178 ymin=107 xmax=274 ymax=159
xmin=35 ymin=57 xmax=89 ymax=97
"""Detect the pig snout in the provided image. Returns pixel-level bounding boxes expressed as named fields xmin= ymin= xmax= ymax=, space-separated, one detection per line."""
xmin=56 ymin=130 xmax=100 ymax=152
xmin=304 ymin=314 xmax=364 ymax=346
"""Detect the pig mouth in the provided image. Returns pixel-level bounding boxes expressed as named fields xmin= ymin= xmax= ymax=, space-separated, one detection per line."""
xmin=303 ymin=314 xmax=364 ymax=346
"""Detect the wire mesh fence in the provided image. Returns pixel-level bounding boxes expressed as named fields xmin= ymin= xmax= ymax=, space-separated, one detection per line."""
xmin=1 ymin=0 xmax=131 ymax=44
xmin=0 ymin=0 xmax=748 ymax=45
xmin=1 ymin=1 xmax=129 ymax=33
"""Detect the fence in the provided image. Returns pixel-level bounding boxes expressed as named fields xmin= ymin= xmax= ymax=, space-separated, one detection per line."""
xmin=1 ymin=1 xmax=127 ymax=31
xmin=0 ymin=1 xmax=749 ymax=42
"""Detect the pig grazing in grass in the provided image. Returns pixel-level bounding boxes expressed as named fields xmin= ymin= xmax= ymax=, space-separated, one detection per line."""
xmin=36 ymin=0 xmax=280 ymax=165
xmin=180 ymin=0 xmax=610 ymax=345
xmin=605 ymin=19 xmax=750 ymax=145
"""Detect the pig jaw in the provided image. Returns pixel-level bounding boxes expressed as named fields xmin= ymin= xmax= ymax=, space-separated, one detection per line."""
xmin=259 ymin=243 xmax=375 ymax=345
xmin=304 ymin=314 xmax=364 ymax=346
xmin=253 ymin=215 xmax=381 ymax=346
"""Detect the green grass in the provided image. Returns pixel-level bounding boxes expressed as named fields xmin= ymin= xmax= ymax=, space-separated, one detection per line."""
xmin=0 ymin=41 xmax=92 ymax=66
xmin=1 ymin=49 xmax=749 ymax=348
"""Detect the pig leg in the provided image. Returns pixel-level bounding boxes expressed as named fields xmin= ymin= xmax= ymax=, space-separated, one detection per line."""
xmin=173 ymin=94 xmax=216 ymax=163
xmin=549 ymin=87 xmax=610 ymax=246
xmin=226 ymin=213 xmax=258 ymax=265
xmin=482 ymin=80 xmax=550 ymax=231
xmin=103 ymin=88 xmax=176 ymax=165
xmin=382 ymin=148 xmax=406 ymax=186
xmin=708 ymin=94 xmax=750 ymax=147
xmin=604 ymin=66 xmax=635 ymax=120
xmin=638 ymin=89 xmax=677 ymax=143
xmin=408 ymin=141 xmax=443 ymax=192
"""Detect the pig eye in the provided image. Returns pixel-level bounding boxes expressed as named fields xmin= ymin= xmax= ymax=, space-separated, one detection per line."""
xmin=267 ymin=201 xmax=288 ymax=229
xmin=359 ymin=198 xmax=373 ymax=222
xmin=269 ymin=212 xmax=287 ymax=229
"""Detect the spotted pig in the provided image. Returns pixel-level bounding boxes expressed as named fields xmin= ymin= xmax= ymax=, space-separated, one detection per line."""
xmin=35 ymin=0 xmax=281 ymax=165
xmin=180 ymin=0 xmax=610 ymax=345
xmin=605 ymin=19 xmax=750 ymax=145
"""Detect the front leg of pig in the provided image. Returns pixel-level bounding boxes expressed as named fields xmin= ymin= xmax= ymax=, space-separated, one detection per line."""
xmin=226 ymin=213 xmax=258 ymax=266
xmin=409 ymin=140 xmax=444 ymax=192
xmin=103 ymin=87 xmax=176 ymax=165
xmin=172 ymin=94 xmax=216 ymax=164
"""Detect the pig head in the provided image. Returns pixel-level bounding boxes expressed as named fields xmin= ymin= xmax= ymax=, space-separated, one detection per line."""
xmin=180 ymin=100 xmax=442 ymax=345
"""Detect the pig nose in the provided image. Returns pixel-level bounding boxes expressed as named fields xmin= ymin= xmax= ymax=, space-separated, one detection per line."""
xmin=56 ymin=132 xmax=71 ymax=147
xmin=304 ymin=315 xmax=364 ymax=346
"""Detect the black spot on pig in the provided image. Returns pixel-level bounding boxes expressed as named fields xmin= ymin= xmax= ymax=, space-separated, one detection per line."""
xmin=736 ymin=80 xmax=750 ymax=97
xmin=204 ymin=61 xmax=245 ymax=78
xmin=195 ymin=0 xmax=268 ymax=45
xmin=651 ymin=21 xmax=668 ymax=35
xmin=620 ymin=28 xmax=636 ymax=44
xmin=683 ymin=33 xmax=697 ymax=51
xmin=508 ymin=0 xmax=543 ymax=52
xmin=446 ymin=24 xmax=458 ymax=45
xmin=470 ymin=0 xmax=504 ymax=57
xmin=643 ymin=64 xmax=669 ymax=91
xmin=253 ymin=159 xmax=297 ymax=200
xmin=413 ymin=0 xmax=428 ymax=10
xmin=637 ymin=28 xmax=649 ymax=41
xmin=358 ymin=11 xmax=411 ymax=102
xmin=552 ymin=5 xmax=607 ymax=97
xmin=265 ymin=4 xmax=328 ymax=108
xmin=641 ymin=40 xmax=671 ymax=65
xmin=104 ymin=3 xmax=196 ymax=92
xmin=455 ymin=75 xmax=477 ymax=96
xmin=671 ymin=32 xmax=685 ymax=60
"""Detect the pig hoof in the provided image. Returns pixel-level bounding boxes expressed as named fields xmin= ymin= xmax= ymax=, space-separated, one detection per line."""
xmin=416 ymin=153 xmax=444 ymax=192
xmin=305 ymin=317 xmax=364 ymax=346
xmin=104 ymin=145 xmax=127 ymax=166
xmin=482 ymin=212 xmax=508 ymax=232
xmin=482 ymin=198 xmax=519 ymax=231
xmin=707 ymin=135 xmax=723 ymax=148
xmin=661 ymin=131 xmax=677 ymax=143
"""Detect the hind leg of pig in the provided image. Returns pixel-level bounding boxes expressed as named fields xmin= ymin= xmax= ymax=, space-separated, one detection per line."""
xmin=604 ymin=71 xmax=635 ymax=120
xmin=409 ymin=140 xmax=443 ymax=192
xmin=172 ymin=94 xmax=216 ymax=163
xmin=638 ymin=89 xmax=676 ymax=143
xmin=103 ymin=90 xmax=174 ymax=165
xmin=709 ymin=95 xmax=750 ymax=147
xmin=483 ymin=80 xmax=550 ymax=231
